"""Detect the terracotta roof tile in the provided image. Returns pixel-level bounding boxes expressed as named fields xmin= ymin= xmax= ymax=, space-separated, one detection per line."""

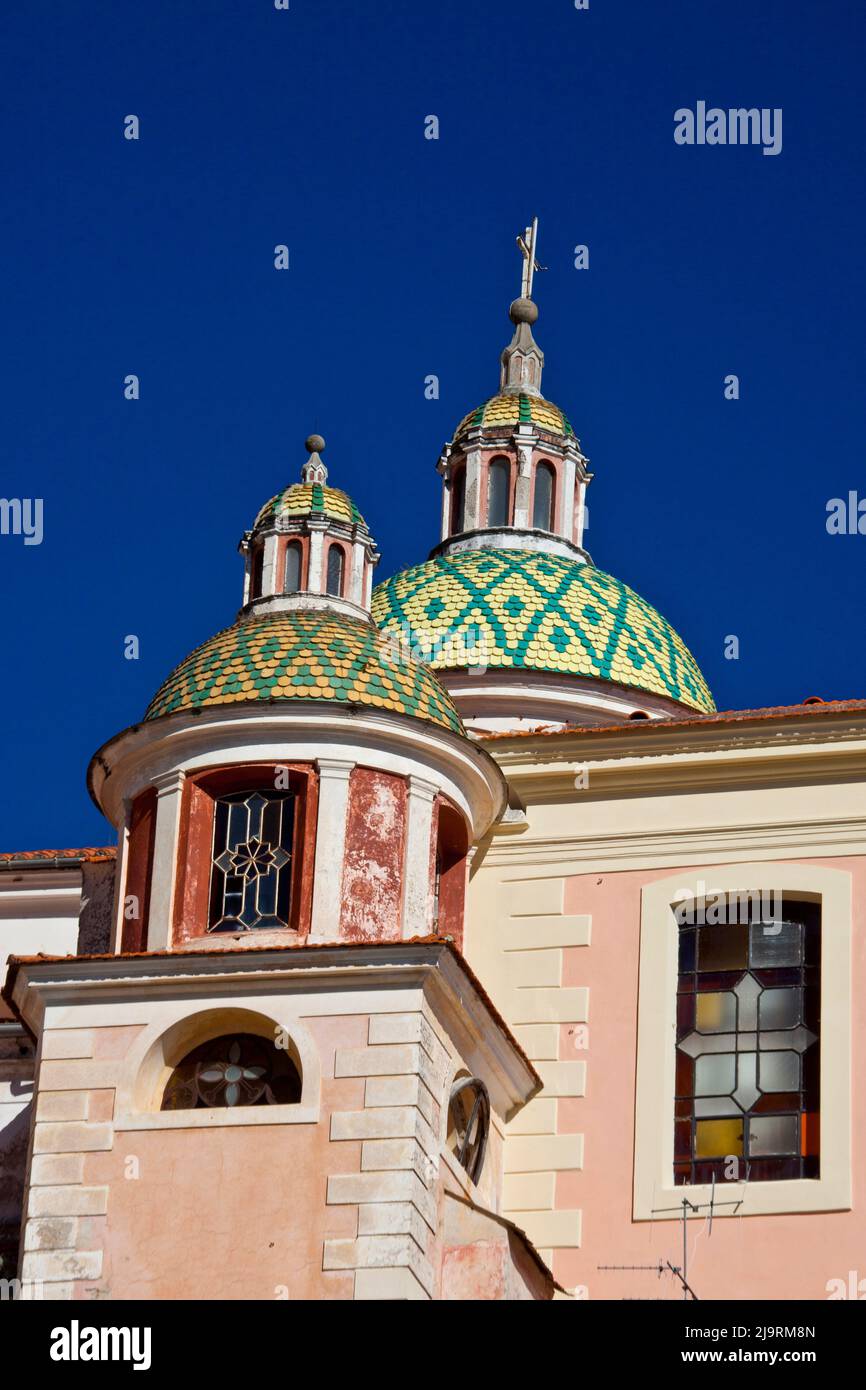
xmin=479 ymin=697 xmax=866 ymax=741
xmin=2 ymin=935 xmax=540 ymax=1087
xmin=0 ymin=847 xmax=116 ymax=867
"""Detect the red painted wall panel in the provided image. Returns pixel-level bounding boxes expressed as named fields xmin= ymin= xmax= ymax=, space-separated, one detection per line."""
xmin=340 ymin=769 xmax=407 ymax=941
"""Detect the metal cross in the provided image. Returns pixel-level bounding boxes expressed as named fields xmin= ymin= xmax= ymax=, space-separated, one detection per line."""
xmin=516 ymin=217 xmax=546 ymax=299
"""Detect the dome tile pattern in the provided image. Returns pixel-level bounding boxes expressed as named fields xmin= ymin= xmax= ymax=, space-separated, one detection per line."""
xmin=254 ymin=483 xmax=366 ymax=532
xmin=145 ymin=610 xmax=463 ymax=732
xmin=454 ymin=393 xmax=576 ymax=443
xmin=372 ymin=548 xmax=715 ymax=714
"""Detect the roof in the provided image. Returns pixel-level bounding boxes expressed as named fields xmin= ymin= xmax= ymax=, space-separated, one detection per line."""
xmin=253 ymin=482 xmax=367 ymax=533
xmin=0 ymin=847 xmax=115 ymax=870
xmin=478 ymin=697 xmax=866 ymax=741
xmin=373 ymin=547 xmax=714 ymax=715
xmin=453 ymin=393 xmax=576 ymax=443
xmin=144 ymin=608 xmax=464 ymax=733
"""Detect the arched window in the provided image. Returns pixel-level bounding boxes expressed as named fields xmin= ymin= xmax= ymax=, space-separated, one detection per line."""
xmin=447 ymin=1076 xmax=490 ymax=1185
xmin=284 ymin=541 xmax=302 ymax=593
xmin=161 ymin=1033 xmax=302 ymax=1111
xmin=450 ymin=466 xmax=466 ymax=535
xmin=533 ymin=461 xmax=555 ymax=531
xmin=487 ymin=457 xmax=510 ymax=528
xmin=326 ymin=543 xmax=345 ymax=597
xmin=250 ymin=546 xmax=264 ymax=600
xmin=433 ymin=802 xmax=469 ymax=946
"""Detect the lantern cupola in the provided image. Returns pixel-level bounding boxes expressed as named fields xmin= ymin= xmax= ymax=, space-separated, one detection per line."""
xmin=240 ymin=435 xmax=380 ymax=622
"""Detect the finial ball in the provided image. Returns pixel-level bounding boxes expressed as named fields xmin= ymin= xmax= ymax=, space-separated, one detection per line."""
xmin=509 ymin=297 xmax=538 ymax=326
xmin=305 ymin=434 xmax=326 ymax=455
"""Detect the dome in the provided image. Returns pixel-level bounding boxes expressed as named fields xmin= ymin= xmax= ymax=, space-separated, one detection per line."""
xmin=454 ymin=393 xmax=576 ymax=444
xmin=144 ymin=609 xmax=463 ymax=733
xmin=372 ymin=548 xmax=715 ymax=715
xmin=253 ymin=482 xmax=367 ymax=533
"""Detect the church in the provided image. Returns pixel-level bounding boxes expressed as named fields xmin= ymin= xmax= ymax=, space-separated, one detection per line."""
xmin=1 ymin=223 xmax=863 ymax=1301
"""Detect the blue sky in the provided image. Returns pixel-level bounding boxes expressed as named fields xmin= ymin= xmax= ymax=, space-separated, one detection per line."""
xmin=2 ymin=0 xmax=865 ymax=849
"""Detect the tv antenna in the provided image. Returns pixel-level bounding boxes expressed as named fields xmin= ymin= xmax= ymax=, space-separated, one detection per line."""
xmin=598 ymin=1178 xmax=743 ymax=1300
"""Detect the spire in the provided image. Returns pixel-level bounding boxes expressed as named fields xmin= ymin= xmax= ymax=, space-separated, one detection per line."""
xmin=301 ymin=433 xmax=328 ymax=484
xmin=499 ymin=218 xmax=546 ymax=398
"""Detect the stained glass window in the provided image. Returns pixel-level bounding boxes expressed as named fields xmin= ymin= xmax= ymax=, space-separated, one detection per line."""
xmin=208 ymin=790 xmax=295 ymax=932
xmin=161 ymin=1034 xmax=302 ymax=1110
xmin=674 ymin=894 xmax=820 ymax=1185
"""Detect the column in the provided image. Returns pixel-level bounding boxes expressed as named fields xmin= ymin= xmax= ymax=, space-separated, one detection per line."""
xmin=463 ymin=449 xmax=483 ymax=531
xmin=401 ymin=777 xmax=437 ymax=939
xmin=307 ymin=525 xmax=326 ymax=594
xmin=514 ymin=441 xmax=534 ymax=528
xmin=144 ymin=769 xmax=185 ymax=951
xmin=309 ymin=759 xmax=354 ymax=941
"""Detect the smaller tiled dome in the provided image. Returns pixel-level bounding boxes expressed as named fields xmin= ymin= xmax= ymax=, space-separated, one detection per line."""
xmin=454 ymin=393 xmax=576 ymax=444
xmin=253 ymin=482 xmax=367 ymax=533
xmin=145 ymin=610 xmax=462 ymax=733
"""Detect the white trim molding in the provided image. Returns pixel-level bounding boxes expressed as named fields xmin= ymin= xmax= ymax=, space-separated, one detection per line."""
xmin=633 ymin=861 xmax=852 ymax=1220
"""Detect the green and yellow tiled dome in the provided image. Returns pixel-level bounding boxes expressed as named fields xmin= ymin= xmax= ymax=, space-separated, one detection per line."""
xmin=372 ymin=548 xmax=715 ymax=715
xmin=454 ymin=393 xmax=576 ymax=443
xmin=253 ymin=482 xmax=367 ymax=533
xmin=145 ymin=610 xmax=462 ymax=732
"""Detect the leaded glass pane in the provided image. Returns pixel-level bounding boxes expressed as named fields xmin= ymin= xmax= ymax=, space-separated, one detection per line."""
xmin=161 ymin=1034 xmax=302 ymax=1110
xmin=748 ymin=1114 xmax=799 ymax=1157
xmin=759 ymin=1050 xmax=800 ymax=1092
xmin=697 ymin=924 xmax=748 ymax=971
xmin=208 ymin=789 xmax=295 ymax=932
xmin=695 ymin=1053 xmax=736 ymax=1096
xmin=749 ymin=919 xmax=802 ymax=967
xmin=759 ymin=987 xmax=801 ymax=1030
xmin=695 ymin=992 xmax=736 ymax=1033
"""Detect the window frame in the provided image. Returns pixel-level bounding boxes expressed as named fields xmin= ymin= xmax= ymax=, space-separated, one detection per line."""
xmin=449 ymin=464 xmax=466 ymax=535
xmin=249 ymin=544 xmax=265 ymax=600
xmin=281 ymin=538 xmax=305 ymax=593
xmin=634 ymin=863 xmax=852 ymax=1220
xmin=325 ymin=541 xmax=346 ymax=597
xmin=532 ymin=459 xmax=556 ymax=532
xmin=114 ymin=1004 xmax=322 ymax=1133
xmin=486 ymin=456 xmax=512 ymax=528
xmin=172 ymin=763 xmax=318 ymax=946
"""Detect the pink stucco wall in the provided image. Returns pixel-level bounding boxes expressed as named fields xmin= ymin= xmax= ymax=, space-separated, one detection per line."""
xmin=553 ymin=856 xmax=866 ymax=1301
xmin=79 ymin=1014 xmax=367 ymax=1301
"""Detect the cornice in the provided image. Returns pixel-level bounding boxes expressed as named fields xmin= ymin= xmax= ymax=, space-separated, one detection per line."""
xmin=5 ymin=941 xmax=538 ymax=1117
xmin=87 ymin=701 xmax=507 ymax=835
xmin=488 ymin=726 xmax=866 ymax=798
xmin=482 ymin=813 xmax=866 ymax=872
